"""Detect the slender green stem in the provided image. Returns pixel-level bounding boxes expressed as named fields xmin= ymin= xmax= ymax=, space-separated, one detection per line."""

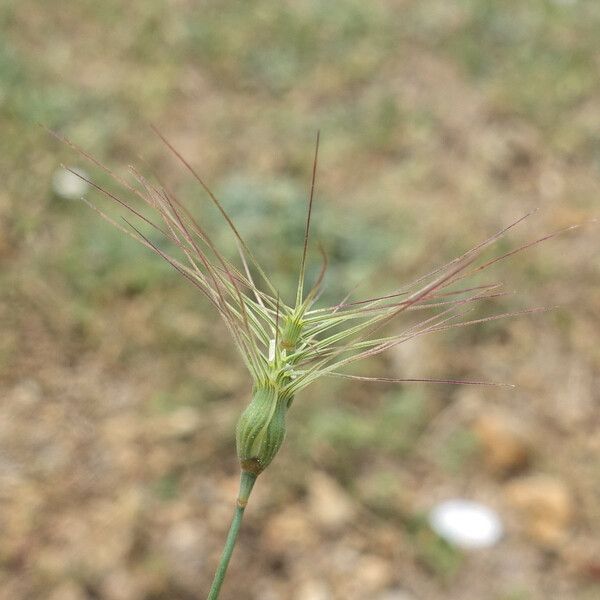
xmin=207 ymin=471 xmax=257 ymax=600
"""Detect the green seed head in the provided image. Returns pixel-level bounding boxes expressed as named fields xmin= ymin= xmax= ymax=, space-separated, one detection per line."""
xmin=235 ymin=385 xmax=290 ymax=475
xmin=69 ymin=128 xmax=536 ymax=482
xmin=280 ymin=314 xmax=304 ymax=352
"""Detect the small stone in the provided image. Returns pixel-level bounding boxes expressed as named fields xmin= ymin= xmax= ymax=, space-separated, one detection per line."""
xmin=504 ymin=475 xmax=573 ymax=546
xmin=307 ymin=472 xmax=357 ymax=530
xmin=472 ymin=412 xmax=530 ymax=475
xmin=52 ymin=167 xmax=89 ymax=200
xmin=429 ymin=499 xmax=504 ymax=549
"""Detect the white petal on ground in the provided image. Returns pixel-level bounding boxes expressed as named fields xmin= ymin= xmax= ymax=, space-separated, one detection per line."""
xmin=428 ymin=499 xmax=503 ymax=549
xmin=52 ymin=167 xmax=89 ymax=200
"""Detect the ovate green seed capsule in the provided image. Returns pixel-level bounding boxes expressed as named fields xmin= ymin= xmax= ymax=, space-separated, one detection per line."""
xmin=235 ymin=385 xmax=289 ymax=475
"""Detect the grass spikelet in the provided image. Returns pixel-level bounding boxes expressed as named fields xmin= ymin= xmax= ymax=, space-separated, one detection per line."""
xmin=54 ymin=127 xmax=572 ymax=599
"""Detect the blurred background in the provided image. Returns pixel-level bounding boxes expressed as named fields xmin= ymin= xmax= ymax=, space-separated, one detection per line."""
xmin=1 ymin=1 xmax=599 ymax=599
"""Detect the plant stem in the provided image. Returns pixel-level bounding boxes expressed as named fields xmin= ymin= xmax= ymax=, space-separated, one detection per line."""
xmin=207 ymin=470 xmax=257 ymax=600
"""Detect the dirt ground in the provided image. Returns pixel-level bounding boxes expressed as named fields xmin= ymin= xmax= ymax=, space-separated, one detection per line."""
xmin=1 ymin=2 xmax=599 ymax=599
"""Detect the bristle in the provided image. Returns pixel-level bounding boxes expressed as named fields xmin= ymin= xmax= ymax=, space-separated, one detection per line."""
xmin=57 ymin=127 xmax=565 ymax=401
xmin=64 ymin=167 xmax=168 ymax=238
xmin=274 ymin=295 xmax=281 ymax=352
xmin=296 ymin=130 xmax=320 ymax=308
xmin=305 ymin=283 xmax=503 ymax=320
xmin=453 ymin=223 xmax=583 ymax=286
xmin=323 ymin=372 xmax=515 ymax=388
xmin=336 ymin=209 xmax=538 ymax=313
xmin=150 ymin=125 xmax=279 ymax=298
xmin=302 ymin=242 xmax=328 ymax=309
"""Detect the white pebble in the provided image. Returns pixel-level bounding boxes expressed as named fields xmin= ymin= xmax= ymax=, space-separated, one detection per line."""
xmin=428 ymin=499 xmax=503 ymax=549
xmin=52 ymin=167 xmax=89 ymax=200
